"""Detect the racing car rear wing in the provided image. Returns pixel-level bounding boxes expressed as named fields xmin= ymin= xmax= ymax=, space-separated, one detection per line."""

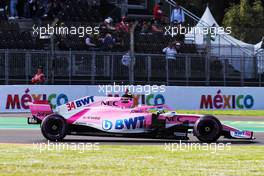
xmin=28 ymin=101 xmax=53 ymax=121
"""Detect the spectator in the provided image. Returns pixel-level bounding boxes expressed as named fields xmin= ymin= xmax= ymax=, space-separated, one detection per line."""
xmin=112 ymin=32 xmax=125 ymax=51
xmin=100 ymin=33 xmax=116 ymax=51
xmin=0 ymin=1 xmax=6 ymax=12
xmin=162 ymin=43 xmax=177 ymax=60
xmin=122 ymin=51 xmax=131 ymax=67
xmin=9 ymin=0 xmax=18 ymax=20
xmin=102 ymin=17 xmax=116 ymax=31
xmin=175 ymin=42 xmax=182 ymax=53
xmin=47 ymin=0 xmax=63 ymax=20
xmin=151 ymin=20 xmax=163 ymax=33
xmin=23 ymin=0 xmax=31 ymax=18
xmin=32 ymin=66 xmax=45 ymax=84
xmin=85 ymin=36 xmax=96 ymax=47
xmin=116 ymin=16 xmax=129 ymax=33
xmin=29 ymin=0 xmax=42 ymax=19
xmin=170 ymin=3 xmax=185 ymax=24
xmin=56 ymin=37 xmax=68 ymax=50
xmin=153 ymin=2 xmax=163 ymax=22
xmin=17 ymin=0 xmax=26 ymax=18
xmin=40 ymin=0 xmax=48 ymax=17
xmin=140 ymin=20 xmax=152 ymax=34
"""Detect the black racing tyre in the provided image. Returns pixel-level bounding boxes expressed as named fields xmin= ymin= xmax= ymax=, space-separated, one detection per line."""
xmin=194 ymin=115 xmax=222 ymax=143
xmin=41 ymin=114 xmax=68 ymax=141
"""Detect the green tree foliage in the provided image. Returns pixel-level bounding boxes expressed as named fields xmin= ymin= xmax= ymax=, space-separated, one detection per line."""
xmin=223 ymin=0 xmax=264 ymax=43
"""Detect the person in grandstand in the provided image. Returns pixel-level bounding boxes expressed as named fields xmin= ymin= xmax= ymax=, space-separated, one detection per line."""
xmin=162 ymin=42 xmax=177 ymax=60
xmin=32 ymin=66 xmax=45 ymax=84
xmin=151 ymin=20 xmax=163 ymax=33
xmin=103 ymin=17 xmax=116 ymax=31
xmin=9 ymin=0 xmax=18 ymax=20
xmin=0 ymin=0 xmax=6 ymax=13
xmin=116 ymin=16 xmax=129 ymax=33
xmin=170 ymin=3 xmax=185 ymax=24
xmin=153 ymin=2 xmax=163 ymax=22
xmin=100 ymin=33 xmax=116 ymax=51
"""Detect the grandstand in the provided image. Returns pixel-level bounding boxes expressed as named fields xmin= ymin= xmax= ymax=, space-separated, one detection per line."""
xmin=0 ymin=0 xmax=263 ymax=86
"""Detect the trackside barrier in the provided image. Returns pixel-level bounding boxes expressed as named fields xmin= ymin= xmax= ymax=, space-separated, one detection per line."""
xmin=0 ymin=85 xmax=263 ymax=113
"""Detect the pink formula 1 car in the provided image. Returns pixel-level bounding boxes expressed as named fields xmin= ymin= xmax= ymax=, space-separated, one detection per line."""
xmin=28 ymin=95 xmax=255 ymax=143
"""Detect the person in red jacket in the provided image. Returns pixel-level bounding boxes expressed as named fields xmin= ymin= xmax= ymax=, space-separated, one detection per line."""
xmin=153 ymin=2 xmax=163 ymax=22
xmin=32 ymin=66 xmax=45 ymax=84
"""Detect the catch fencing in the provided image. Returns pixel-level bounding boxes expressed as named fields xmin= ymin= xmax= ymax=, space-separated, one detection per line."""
xmin=0 ymin=49 xmax=263 ymax=86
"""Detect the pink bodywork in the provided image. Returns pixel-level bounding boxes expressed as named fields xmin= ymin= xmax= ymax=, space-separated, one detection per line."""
xmin=29 ymin=96 xmax=254 ymax=138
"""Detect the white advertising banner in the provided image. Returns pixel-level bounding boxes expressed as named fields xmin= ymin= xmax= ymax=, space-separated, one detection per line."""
xmin=0 ymin=85 xmax=263 ymax=112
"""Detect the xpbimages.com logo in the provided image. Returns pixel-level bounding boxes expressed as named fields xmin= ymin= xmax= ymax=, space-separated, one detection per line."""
xmin=164 ymin=24 xmax=232 ymax=37
xmin=98 ymin=82 xmax=166 ymax=95
xmin=32 ymin=24 xmax=100 ymax=39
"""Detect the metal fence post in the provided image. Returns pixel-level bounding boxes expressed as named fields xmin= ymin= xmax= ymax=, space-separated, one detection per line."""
xmin=91 ymin=52 xmax=96 ymax=84
xmin=46 ymin=51 xmax=49 ymax=84
xmin=129 ymin=22 xmax=138 ymax=84
xmin=258 ymin=66 xmax=261 ymax=87
xmin=68 ymin=50 xmax=72 ymax=85
xmin=50 ymin=34 xmax=56 ymax=85
xmin=111 ymin=54 xmax=114 ymax=83
xmin=185 ymin=56 xmax=189 ymax=86
xmin=166 ymin=58 xmax=169 ymax=85
xmin=205 ymin=56 xmax=210 ymax=86
xmin=25 ymin=52 xmax=31 ymax=84
xmin=205 ymin=31 xmax=211 ymax=86
xmin=241 ymin=56 xmax=245 ymax=86
xmin=223 ymin=58 xmax=227 ymax=86
xmin=147 ymin=56 xmax=151 ymax=83
xmin=4 ymin=49 xmax=9 ymax=85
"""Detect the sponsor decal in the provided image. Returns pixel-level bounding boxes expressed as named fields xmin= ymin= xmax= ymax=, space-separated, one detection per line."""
xmin=166 ymin=116 xmax=177 ymax=122
xmin=5 ymin=88 xmax=68 ymax=110
xmin=231 ymin=131 xmax=251 ymax=139
xmin=102 ymin=116 xmax=145 ymax=131
xmin=108 ymin=94 xmax=165 ymax=106
xmin=83 ymin=116 xmax=101 ymax=120
xmin=101 ymin=100 xmax=118 ymax=106
xmin=200 ymin=90 xmax=254 ymax=109
xmin=102 ymin=120 xmax=112 ymax=131
xmin=234 ymin=131 xmax=246 ymax=137
xmin=36 ymin=112 xmax=50 ymax=117
xmin=75 ymin=121 xmax=87 ymax=125
xmin=66 ymin=96 xmax=94 ymax=111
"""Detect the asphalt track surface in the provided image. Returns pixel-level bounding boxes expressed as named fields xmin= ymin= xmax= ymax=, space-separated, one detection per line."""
xmin=0 ymin=113 xmax=264 ymax=145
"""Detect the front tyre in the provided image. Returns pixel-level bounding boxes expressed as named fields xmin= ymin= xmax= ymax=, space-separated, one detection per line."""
xmin=41 ymin=114 xmax=68 ymax=141
xmin=194 ymin=115 xmax=222 ymax=143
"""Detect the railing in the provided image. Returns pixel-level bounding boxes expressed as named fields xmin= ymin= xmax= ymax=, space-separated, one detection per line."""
xmin=0 ymin=49 xmax=263 ymax=86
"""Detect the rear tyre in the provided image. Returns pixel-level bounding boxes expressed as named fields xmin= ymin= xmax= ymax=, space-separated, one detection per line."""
xmin=41 ymin=114 xmax=68 ymax=141
xmin=194 ymin=115 xmax=222 ymax=143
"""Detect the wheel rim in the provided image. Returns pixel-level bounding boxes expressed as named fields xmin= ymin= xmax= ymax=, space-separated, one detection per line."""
xmin=46 ymin=118 xmax=63 ymax=135
xmin=198 ymin=121 xmax=216 ymax=136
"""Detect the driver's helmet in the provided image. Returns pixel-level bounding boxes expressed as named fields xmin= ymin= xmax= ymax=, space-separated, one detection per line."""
xmin=120 ymin=93 xmax=134 ymax=108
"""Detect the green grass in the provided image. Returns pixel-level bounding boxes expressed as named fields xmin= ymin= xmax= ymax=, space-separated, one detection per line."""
xmin=0 ymin=144 xmax=263 ymax=176
xmin=176 ymin=110 xmax=264 ymax=116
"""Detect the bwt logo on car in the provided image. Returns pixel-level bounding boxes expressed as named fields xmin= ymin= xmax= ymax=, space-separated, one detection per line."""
xmin=200 ymin=90 xmax=254 ymax=109
xmin=5 ymin=88 xmax=68 ymax=110
xmin=102 ymin=116 xmax=145 ymax=131
xmin=66 ymin=96 xmax=94 ymax=111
